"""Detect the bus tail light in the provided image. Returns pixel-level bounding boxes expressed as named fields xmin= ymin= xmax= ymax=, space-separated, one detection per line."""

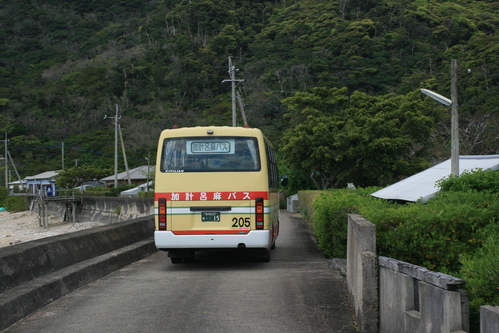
xmin=158 ymin=198 xmax=167 ymax=230
xmin=255 ymin=197 xmax=264 ymax=230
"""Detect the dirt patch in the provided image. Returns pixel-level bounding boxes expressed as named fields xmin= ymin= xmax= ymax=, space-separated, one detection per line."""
xmin=0 ymin=210 xmax=105 ymax=248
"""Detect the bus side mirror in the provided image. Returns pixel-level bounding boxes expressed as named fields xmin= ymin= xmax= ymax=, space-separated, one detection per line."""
xmin=280 ymin=175 xmax=289 ymax=187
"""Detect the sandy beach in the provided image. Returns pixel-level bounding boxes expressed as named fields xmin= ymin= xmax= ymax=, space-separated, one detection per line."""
xmin=0 ymin=210 xmax=104 ymax=248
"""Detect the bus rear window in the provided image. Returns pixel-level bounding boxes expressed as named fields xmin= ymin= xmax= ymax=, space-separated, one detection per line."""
xmin=160 ymin=137 xmax=261 ymax=172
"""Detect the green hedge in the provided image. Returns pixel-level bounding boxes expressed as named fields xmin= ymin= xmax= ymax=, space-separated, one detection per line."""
xmin=0 ymin=187 xmax=29 ymax=212
xmin=0 ymin=187 xmax=9 ymax=207
xmin=313 ymin=188 xmax=376 ymax=258
xmin=310 ymin=169 xmax=499 ymax=332
xmin=138 ymin=191 xmax=154 ymax=198
xmin=3 ymin=196 xmax=29 ymax=212
xmin=297 ymin=190 xmax=327 ymax=224
xmin=70 ymin=185 xmax=138 ymax=197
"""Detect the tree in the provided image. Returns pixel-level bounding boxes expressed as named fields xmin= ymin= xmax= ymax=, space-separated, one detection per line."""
xmin=279 ymin=87 xmax=439 ymax=189
xmin=56 ymin=166 xmax=112 ymax=189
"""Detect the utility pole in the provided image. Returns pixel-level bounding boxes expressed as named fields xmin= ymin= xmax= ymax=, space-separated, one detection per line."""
xmin=0 ymin=133 xmax=10 ymax=188
xmin=450 ymin=59 xmax=459 ymax=177
xmin=4 ymin=133 xmax=7 ymax=188
xmin=7 ymin=150 xmax=22 ymax=188
xmin=145 ymin=152 xmax=150 ymax=192
xmin=222 ymin=57 xmax=244 ymax=127
xmin=420 ymin=59 xmax=460 ymax=177
xmin=62 ymin=142 xmax=65 ymax=170
xmin=104 ymin=105 xmax=121 ymax=188
xmin=118 ymin=124 xmax=131 ymax=184
xmin=236 ymin=91 xmax=248 ymax=126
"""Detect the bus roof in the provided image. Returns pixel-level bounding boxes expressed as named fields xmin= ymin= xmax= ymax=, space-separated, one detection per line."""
xmin=160 ymin=126 xmax=264 ymax=138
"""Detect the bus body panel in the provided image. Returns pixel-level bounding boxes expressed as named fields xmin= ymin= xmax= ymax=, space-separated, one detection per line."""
xmin=154 ymin=126 xmax=279 ymax=259
xmin=154 ymin=230 xmax=271 ymax=249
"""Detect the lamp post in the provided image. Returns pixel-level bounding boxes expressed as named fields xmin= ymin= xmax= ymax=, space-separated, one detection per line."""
xmin=420 ymin=59 xmax=459 ymax=177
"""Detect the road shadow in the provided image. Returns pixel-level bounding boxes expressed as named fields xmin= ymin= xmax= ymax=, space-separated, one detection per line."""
xmin=160 ymin=248 xmax=273 ymax=271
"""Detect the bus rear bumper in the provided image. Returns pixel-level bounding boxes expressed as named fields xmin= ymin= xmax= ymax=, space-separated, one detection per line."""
xmin=154 ymin=230 xmax=271 ymax=249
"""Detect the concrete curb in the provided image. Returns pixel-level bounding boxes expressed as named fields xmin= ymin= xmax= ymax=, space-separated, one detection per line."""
xmin=0 ymin=217 xmax=157 ymax=331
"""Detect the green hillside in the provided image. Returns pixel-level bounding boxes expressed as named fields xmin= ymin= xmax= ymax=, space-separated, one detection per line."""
xmin=1 ymin=0 xmax=499 ymax=187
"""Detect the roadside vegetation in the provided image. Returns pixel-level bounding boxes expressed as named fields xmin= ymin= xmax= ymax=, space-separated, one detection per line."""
xmin=2 ymin=0 xmax=499 ymax=191
xmin=309 ymin=169 xmax=499 ymax=332
xmin=1 ymin=1 xmax=498 ymax=330
xmin=0 ymin=187 xmax=28 ymax=211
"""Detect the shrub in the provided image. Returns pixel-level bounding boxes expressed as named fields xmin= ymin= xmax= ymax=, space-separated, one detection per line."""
xmin=459 ymin=226 xmax=499 ymax=332
xmin=437 ymin=168 xmax=499 ymax=193
xmin=82 ymin=186 xmax=113 ymax=197
xmin=4 ymin=196 xmax=29 ymax=212
xmin=298 ymin=190 xmax=327 ymax=224
xmin=107 ymin=184 xmax=137 ymax=197
xmin=309 ymin=183 xmax=499 ymax=332
xmin=138 ymin=191 xmax=154 ymax=198
xmin=81 ymin=185 xmax=136 ymax=197
xmin=313 ymin=188 xmax=379 ymax=258
xmin=0 ymin=186 xmax=10 ymax=207
xmin=362 ymin=191 xmax=499 ymax=272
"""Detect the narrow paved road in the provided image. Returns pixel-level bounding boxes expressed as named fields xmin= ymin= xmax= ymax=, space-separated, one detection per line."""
xmin=3 ymin=211 xmax=358 ymax=333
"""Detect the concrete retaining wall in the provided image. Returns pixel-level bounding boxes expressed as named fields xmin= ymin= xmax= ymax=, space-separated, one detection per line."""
xmin=0 ymin=215 xmax=157 ymax=331
xmin=41 ymin=197 xmax=154 ymax=224
xmin=346 ymin=214 xmax=378 ymax=332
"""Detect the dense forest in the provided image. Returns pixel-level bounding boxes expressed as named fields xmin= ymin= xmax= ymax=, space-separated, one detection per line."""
xmin=1 ymin=0 xmax=499 ymax=189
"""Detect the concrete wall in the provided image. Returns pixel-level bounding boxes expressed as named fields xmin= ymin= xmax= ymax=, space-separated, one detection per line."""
xmin=346 ymin=213 xmax=499 ymax=333
xmin=481 ymin=306 xmax=499 ymax=333
xmin=346 ymin=214 xmax=378 ymax=332
xmin=40 ymin=197 xmax=154 ymax=224
xmin=287 ymin=194 xmax=299 ymax=213
xmin=378 ymin=256 xmax=468 ymax=333
xmin=0 ymin=216 xmax=157 ymax=331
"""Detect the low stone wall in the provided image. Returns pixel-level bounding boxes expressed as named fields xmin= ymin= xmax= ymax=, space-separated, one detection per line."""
xmin=346 ymin=213 xmax=499 ymax=333
xmin=40 ymin=197 xmax=154 ymax=224
xmin=481 ymin=306 xmax=499 ymax=333
xmin=378 ymin=256 xmax=468 ymax=333
xmin=0 ymin=216 xmax=156 ymax=331
xmin=346 ymin=214 xmax=378 ymax=332
xmin=0 ymin=216 xmax=153 ymax=293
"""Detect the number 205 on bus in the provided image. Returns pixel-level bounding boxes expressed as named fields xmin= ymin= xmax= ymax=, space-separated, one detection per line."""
xmin=154 ymin=126 xmax=281 ymax=263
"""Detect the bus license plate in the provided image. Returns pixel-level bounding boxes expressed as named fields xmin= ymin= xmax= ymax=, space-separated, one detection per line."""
xmin=202 ymin=212 xmax=220 ymax=222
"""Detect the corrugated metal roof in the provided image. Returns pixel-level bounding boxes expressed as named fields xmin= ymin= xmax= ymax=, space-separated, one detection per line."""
xmin=24 ymin=170 xmax=60 ymax=180
xmin=100 ymin=165 xmax=155 ymax=181
xmin=371 ymin=155 xmax=499 ymax=203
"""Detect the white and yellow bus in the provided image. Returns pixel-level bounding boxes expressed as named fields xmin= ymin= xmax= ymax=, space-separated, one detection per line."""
xmin=154 ymin=126 xmax=281 ymax=263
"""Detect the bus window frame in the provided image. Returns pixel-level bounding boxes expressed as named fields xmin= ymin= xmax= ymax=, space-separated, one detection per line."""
xmin=160 ymin=136 xmax=262 ymax=173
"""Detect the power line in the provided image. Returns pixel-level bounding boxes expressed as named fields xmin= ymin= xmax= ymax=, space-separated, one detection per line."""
xmin=10 ymin=143 xmax=144 ymax=161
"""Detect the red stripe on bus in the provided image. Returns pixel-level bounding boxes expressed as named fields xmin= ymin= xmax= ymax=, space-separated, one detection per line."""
xmin=155 ymin=191 xmax=268 ymax=201
xmin=172 ymin=230 xmax=251 ymax=235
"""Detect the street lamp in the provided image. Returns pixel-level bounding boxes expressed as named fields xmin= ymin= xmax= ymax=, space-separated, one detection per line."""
xmin=420 ymin=89 xmax=452 ymax=106
xmin=420 ymin=59 xmax=459 ymax=177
